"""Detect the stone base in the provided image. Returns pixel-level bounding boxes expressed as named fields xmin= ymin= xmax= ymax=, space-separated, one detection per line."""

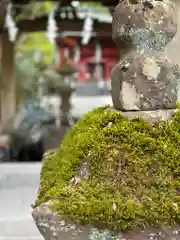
xmin=105 ymin=107 xmax=176 ymax=123
xmin=32 ymin=201 xmax=180 ymax=240
xmin=32 ymin=108 xmax=179 ymax=240
xmin=32 ymin=201 xmax=91 ymax=240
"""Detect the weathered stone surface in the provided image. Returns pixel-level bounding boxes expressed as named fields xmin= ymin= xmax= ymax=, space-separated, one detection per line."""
xmin=32 ymin=201 xmax=91 ymax=240
xmin=111 ymin=52 xmax=179 ymax=110
xmin=32 ymin=201 xmax=180 ymax=240
xmin=106 ymin=107 xmax=176 ymax=123
xmin=111 ymin=0 xmax=180 ymax=111
xmin=69 ymin=158 xmax=90 ymax=186
xmin=112 ymin=0 xmax=177 ymax=52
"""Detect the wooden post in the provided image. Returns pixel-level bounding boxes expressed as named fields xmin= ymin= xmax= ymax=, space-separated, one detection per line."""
xmin=59 ymin=47 xmax=65 ymax=65
xmin=0 ymin=33 xmax=16 ymax=133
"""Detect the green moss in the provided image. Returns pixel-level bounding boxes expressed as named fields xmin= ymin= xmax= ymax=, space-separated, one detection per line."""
xmin=35 ymin=106 xmax=180 ymax=231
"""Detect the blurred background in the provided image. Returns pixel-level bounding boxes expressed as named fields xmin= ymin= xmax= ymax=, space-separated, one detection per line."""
xmin=0 ymin=0 xmax=118 ymax=163
xmin=0 ymin=1 xmax=116 ymax=239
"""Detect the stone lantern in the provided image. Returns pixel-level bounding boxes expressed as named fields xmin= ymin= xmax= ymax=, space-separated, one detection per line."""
xmin=51 ymin=58 xmax=79 ymax=127
xmin=111 ymin=0 xmax=180 ymax=113
xmin=35 ymin=61 xmax=48 ymax=100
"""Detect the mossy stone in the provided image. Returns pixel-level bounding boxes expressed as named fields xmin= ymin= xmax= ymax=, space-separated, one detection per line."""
xmin=34 ymin=106 xmax=180 ymax=232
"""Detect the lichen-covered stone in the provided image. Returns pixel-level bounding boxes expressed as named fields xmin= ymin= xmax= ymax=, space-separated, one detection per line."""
xmin=33 ymin=106 xmax=180 ymax=239
xmin=106 ymin=107 xmax=175 ymax=123
xmin=111 ymin=52 xmax=180 ymax=110
xmin=111 ymin=0 xmax=180 ymax=111
xmin=32 ymin=201 xmax=180 ymax=240
xmin=112 ymin=0 xmax=177 ymax=51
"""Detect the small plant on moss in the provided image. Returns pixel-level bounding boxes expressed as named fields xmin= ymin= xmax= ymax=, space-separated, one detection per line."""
xmin=35 ymin=106 xmax=180 ymax=232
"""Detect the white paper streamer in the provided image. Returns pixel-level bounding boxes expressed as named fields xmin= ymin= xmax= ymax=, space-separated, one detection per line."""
xmin=81 ymin=13 xmax=93 ymax=45
xmin=47 ymin=3 xmax=59 ymax=44
xmin=74 ymin=45 xmax=80 ymax=63
xmin=95 ymin=42 xmax=102 ymax=63
xmin=5 ymin=3 xmax=18 ymax=42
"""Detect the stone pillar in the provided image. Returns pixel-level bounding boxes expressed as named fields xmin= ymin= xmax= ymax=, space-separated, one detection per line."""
xmin=0 ymin=33 xmax=16 ymax=132
xmin=37 ymin=76 xmax=45 ymax=100
xmin=57 ymin=84 xmax=75 ymax=127
xmin=165 ymin=0 xmax=180 ymax=65
xmin=111 ymin=0 xmax=180 ymax=119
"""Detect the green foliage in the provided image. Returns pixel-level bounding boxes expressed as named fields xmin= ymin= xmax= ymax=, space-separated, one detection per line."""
xmin=35 ymin=108 xmax=180 ymax=231
xmin=15 ymin=2 xmax=54 ymax=21
xmin=15 ymin=1 xmax=109 ymax=65
xmin=14 ymin=51 xmax=42 ymax=101
xmin=15 ymin=1 xmax=56 ymax=64
xmin=17 ymin=32 xmax=56 ymax=64
xmin=14 ymin=33 xmax=56 ymax=101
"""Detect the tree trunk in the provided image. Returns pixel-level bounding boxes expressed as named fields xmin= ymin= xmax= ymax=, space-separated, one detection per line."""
xmin=0 ymin=33 xmax=16 ymax=133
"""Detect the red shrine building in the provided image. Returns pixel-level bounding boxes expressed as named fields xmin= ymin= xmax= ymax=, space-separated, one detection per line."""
xmin=55 ymin=33 xmax=117 ymax=82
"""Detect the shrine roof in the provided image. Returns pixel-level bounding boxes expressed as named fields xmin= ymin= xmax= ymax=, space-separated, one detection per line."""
xmin=0 ymin=1 xmax=113 ymax=33
xmin=59 ymin=5 xmax=112 ymax=23
xmin=60 ymin=31 xmax=112 ymax=37
xmin=13 ymin=2 xmax=113 ymax=23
